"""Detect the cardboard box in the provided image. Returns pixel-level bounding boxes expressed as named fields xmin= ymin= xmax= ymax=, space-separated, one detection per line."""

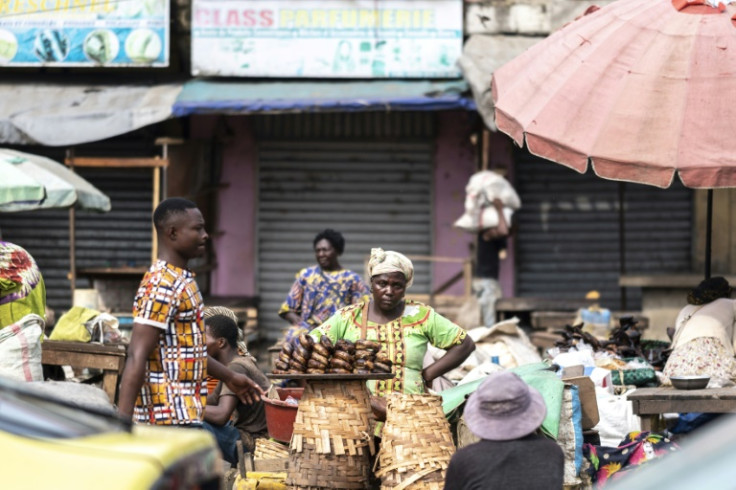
xmin=562 ymin=375 xmax=599 ymax=430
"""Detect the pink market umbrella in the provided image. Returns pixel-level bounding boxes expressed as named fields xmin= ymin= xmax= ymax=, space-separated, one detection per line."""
xmin=492 ymin=0 xmax=736 ymax=278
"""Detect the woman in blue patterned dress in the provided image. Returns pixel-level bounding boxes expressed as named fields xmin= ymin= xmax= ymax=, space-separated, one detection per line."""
xmin=279 ymin=229 xmax=370 ymax=344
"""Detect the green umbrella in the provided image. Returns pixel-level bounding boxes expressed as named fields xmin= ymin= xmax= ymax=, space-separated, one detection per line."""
xmin=0 ymin=149 xmax=111 ymax=212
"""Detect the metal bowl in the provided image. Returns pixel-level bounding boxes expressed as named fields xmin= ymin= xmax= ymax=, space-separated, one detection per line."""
xmin=670 ymin=375 xmax=710 ymax=390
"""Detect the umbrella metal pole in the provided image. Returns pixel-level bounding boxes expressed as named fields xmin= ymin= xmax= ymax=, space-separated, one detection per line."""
xmin=706 ymin=189 xmax=713 ymax=279
xmin=69 ymin=207 xmax=76 ymax=294
xmin=618 ymin=182 xmax=627 ymax=309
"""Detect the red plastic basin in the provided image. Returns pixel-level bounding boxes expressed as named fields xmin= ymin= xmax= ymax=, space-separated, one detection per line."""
xmin=263 ymin=387 xmax=303 ymax=443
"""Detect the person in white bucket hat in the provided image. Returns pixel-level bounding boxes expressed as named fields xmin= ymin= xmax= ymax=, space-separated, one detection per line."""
xmin=444 ymin=371 xmax=563 ymax=490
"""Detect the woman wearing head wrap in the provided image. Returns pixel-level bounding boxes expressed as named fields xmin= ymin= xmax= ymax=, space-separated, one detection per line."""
xmin=310 ymin=248 xmax=475 ymax=401
xmin=0 ymin=241 xmax=46 ymax=329
xmin=663 ymin=276 xmax=736 ymax=386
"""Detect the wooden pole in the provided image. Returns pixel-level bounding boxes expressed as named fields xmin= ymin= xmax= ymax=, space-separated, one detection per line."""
xmin=151 ymin=167 xmax=161 ymax=264
xmin=463 ymin=259 xmax=473 ymax=298
xmin=481 ymin=129 xmax=491 ymax=171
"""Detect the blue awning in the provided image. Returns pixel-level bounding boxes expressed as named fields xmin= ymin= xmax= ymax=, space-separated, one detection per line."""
xmin=172 ymin=79 xmax=475 ymax=116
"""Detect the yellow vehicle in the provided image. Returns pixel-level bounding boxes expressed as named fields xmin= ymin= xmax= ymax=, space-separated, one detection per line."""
xmin=0 ymin=376 xmax=223 ymax=489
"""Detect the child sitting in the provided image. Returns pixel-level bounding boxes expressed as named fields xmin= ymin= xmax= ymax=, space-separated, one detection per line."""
xmin=203 ymin=309 xmax=272 ymax=465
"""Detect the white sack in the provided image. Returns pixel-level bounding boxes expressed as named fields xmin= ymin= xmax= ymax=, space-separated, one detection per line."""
xmin=0 ymin=314 xmax=44 ymax=382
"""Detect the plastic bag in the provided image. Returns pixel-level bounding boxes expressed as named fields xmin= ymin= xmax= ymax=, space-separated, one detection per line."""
xmin=576 ymin=306 xmax=614 ymax=337
xmin=0 ymin=313 xmax=44 ymax=382
xmin=592 ymin=386 xmax=641 ymax=447
xmin=49 ymin=306 xmax=100 ymax=342
xmin=88 ymin=313 xmax=122 ymax=344
xmin=234 ymin=472 xmax=287 ymax=490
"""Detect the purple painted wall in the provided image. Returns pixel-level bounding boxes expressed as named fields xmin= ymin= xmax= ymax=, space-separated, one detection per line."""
xmin=433 ymin=111 xmax=477 ymax=296
xmin=192 ymin=115 xmax=258 ymax=296
xmin=196 ymin=112 xmax=494 ymax=299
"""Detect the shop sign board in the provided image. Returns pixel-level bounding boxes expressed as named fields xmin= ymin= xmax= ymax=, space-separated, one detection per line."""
xmin=191 ymin=0 xmax=463 ymax=78
xmin=0 ymin=0 xmax=169 ymax=66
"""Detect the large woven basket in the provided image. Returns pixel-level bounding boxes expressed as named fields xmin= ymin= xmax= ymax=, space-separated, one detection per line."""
xmin=287 ymin=380 xmax=375 ymax=490
xmin=376 ymin=394 xmax=456 ymax=490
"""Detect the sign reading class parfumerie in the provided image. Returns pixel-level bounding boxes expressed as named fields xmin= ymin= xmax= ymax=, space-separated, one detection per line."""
xmin=0 ymin=0 xmax=168 ymax=66
xmin=191 ymin=0 xmax=462 ymax=78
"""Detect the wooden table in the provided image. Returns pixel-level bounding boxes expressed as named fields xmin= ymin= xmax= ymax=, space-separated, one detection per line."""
xmin=627 ymin=386 xmax=736 ymax=431
xmin=42 ymin=340 xmax=127 ymax=403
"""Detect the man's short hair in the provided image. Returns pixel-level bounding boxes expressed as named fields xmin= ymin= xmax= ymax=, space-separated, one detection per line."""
xmin=313 ymin=228 xmax=345 ymax=255
xmin=153 ymin=198 xmax=198 ymax=230
xmin=205 ymin=314 xmax=238 ymax=349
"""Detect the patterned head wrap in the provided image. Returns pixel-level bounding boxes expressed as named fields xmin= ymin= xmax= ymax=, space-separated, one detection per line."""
xmin=368 ymin=248 xmax=414 ymax=288
xmin=1 ymin=241 xmax=46 ymax=328
xmin=687 ymin=277 xmax=732 ymax=305
xmin=204 ymin=306 xmax=249 ymax=356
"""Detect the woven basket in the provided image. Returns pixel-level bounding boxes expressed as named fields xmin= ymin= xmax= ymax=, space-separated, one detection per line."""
xmin=376 ymin=394 xmax=456 ymax=490
xmin=253 ymin=439 xmax=289 ymax=472
xmin=287 ymin=380 xmax=375 ymax=490
xmin=254 ymin=438 xmax=289 ymax=460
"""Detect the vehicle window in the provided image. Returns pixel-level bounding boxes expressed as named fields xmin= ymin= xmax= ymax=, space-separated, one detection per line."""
xmin=0 ymin=377 xmax=129 ymax=438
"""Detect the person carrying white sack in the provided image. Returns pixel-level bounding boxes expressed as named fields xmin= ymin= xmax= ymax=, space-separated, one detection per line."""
xmin=662 ymin=276 xmax=736 ymax=387
xmin=454 ymin=171 xmax=521 ymax=327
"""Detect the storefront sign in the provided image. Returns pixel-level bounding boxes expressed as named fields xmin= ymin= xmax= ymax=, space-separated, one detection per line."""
xmin=0 ymin=0 xmax=169 ymax=66
xmin=191 ymin=0 xmax=462 ymax=78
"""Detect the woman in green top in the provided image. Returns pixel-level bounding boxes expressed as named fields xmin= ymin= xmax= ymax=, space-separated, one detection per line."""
xmin=310 ymin=248 xmax=475 ymax=399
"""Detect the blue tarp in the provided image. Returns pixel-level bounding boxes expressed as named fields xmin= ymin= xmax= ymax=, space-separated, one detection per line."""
xmin=172 ymin=79 xmax=475 ymax=116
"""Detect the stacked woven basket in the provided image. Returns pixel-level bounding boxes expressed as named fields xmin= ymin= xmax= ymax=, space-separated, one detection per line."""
xmin=376 ymin=394 xmax=456 ymax=490
xmin=287 ymin=380 xmax=375 ymax=489
xmin=253 ymin=438 xmax=290 ymax=472
xmin=255 ymin=438 xmax=290 ymax=460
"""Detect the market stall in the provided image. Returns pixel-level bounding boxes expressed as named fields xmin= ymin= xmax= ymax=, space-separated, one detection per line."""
xmin=628 ymin=386 xmax=736 ymax=432
xmin=41 ymin=340 xmax=127 ymax=403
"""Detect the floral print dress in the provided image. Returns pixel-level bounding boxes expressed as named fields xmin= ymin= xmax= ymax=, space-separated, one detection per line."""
xmin=662 ymin=301 xmax=736 ymax=385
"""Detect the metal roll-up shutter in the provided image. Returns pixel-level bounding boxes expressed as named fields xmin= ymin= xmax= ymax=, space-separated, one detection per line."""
xmin=514 ymin=147 xmax=692 ymax=310
xmin=0 ymin=167 xmax=154 ymax=312
xmin=256 ymin=113 xmax=436 ymax=341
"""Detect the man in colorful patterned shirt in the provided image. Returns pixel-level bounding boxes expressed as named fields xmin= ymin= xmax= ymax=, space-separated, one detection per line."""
xmin=118 ymin=198 xmax=263 ymax=425
xmin=279 ymin=228 xmax=369 ymax=343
